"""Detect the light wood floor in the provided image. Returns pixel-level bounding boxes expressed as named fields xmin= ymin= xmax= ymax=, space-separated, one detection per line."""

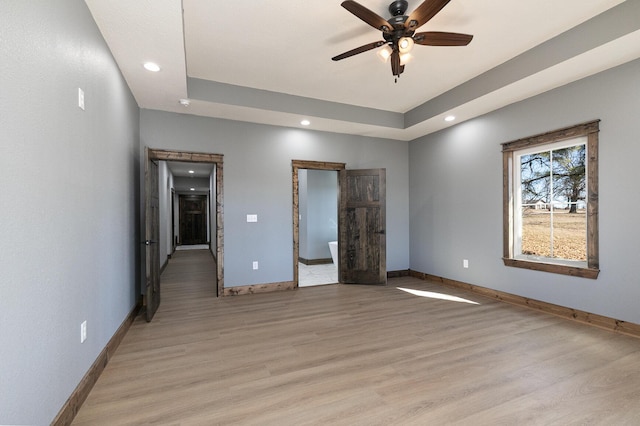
xmin=73 ymin=250 xmax=640 ymax=425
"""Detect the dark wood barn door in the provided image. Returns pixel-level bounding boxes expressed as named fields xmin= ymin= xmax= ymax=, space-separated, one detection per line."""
xmin=339 ymin=168 xmax=386 ymax=285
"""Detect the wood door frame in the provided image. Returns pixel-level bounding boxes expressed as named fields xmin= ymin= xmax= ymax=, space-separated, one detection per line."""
xmin=292 ymin=160 xmax=345 ymax=287
xmin=147 ymin=148 xmax=225 ymax=297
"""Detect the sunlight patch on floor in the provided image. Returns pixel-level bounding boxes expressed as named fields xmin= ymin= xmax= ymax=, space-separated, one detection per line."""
xmin=397 ymin=287 xmax=480 ymax=305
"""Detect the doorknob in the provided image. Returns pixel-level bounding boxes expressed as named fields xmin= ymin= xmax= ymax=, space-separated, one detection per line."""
xmin=142 ymin=240 xmax=157 ymax=245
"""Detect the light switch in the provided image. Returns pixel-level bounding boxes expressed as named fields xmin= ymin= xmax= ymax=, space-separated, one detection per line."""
xmin=247 ymin=214 xmax=258 ymax=222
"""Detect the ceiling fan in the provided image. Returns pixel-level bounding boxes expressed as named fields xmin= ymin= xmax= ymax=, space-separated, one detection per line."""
xmin=332 ymin=0 xmax=473 ymax=81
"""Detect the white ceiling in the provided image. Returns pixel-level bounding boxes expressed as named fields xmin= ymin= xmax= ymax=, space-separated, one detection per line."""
xmin=166 ymin=161 xmax=213 ymax=192
xmin=85 ymin=0 xmax=640 ymax=141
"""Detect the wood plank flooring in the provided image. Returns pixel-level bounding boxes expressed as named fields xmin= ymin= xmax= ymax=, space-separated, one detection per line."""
xmin=73 ymin=250 xmax=640 ymax=425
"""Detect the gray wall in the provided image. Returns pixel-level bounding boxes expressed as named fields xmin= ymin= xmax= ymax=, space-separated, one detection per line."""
xmin=409 ymin=58 xmax=640 ymax=325
xmin=140 ymin=111 xmax=410 ymax=287
xmin=0 ymin=1 xmax=140 ymax=424
xmin=301 ymin=170 xmax=338 ymax=260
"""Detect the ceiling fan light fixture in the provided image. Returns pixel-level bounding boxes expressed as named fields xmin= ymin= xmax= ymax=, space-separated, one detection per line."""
xmin=398 ymin=37 xmax=414 ymax=53
xmin=377 ymin=45 xmax=393 ymax=62
xmin=400 ymin=52 xmax=412 ymax=66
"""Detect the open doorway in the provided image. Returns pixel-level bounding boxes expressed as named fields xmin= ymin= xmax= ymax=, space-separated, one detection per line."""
xmin=165 ymin=160 xmax=215 ymax=254
xmin=292 ymin=160 xmax=345 ymax=287
xmin=298 ymin=169 xmax=339 ymax=286
xmin=146 ymin=149 xmax=224 ymax=307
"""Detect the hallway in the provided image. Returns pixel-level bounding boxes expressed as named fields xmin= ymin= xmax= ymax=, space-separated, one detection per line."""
xmin=159 ymin=249 xmax=218 ymax=305
xmin=72 ymin=250 xmax=640 ymax=425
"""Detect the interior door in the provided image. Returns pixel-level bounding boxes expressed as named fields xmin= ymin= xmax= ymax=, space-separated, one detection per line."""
xmin=179 ymin=195 xmax=207 ymax=245
xmin=144 ymin=150 xmax=160 ymax=322
xmin=339 ymin=168 xmax=386 ymax=284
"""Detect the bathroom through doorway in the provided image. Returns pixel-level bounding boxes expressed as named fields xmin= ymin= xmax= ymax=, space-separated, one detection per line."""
xmin=292 ymin=160 xmax=345 ymax=287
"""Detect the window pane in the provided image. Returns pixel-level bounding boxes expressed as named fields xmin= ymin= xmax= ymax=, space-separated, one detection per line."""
xmin=551 ymin=145 xmax=585 ymax=215
xmin=521 ymin=207 xmax=551 ymax=257
xmin=520 ymin=152 xmax=551 ymax=207
xmin=551 ymin=144 xmax=586 ymax=260
xmin=552 ymin=208 xmax=587 ymax=261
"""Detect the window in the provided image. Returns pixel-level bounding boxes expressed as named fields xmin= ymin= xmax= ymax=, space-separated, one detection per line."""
xmin=502 ymin=120 xmax=599 ymax=279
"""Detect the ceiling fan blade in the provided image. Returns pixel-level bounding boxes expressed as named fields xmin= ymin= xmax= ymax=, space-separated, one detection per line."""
xmin=391 ymin=49 xmax=401 ymax=77
xmin=332 ymin=41 xmax=386 ymax=61
xmin=413 ymin=31 xmax=473 ymax=46
xmin=405 ymin=0 xmax=451 ymax=30
xmin=341 ymin=1 xmax=394 ymax=33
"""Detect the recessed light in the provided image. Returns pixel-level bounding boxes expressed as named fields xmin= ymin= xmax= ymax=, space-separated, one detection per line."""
xmin=300 ymin=119 xmax=310 ymax=126
xmin=143 ymin=62 xmax=160 ymax=72
xmin=190 ymin=188 xmax=195 ymax=191
xmin=188 ymin=170 xmax=195 ymax=174
xmin=444 ymin=115 xmax=456 ymax=122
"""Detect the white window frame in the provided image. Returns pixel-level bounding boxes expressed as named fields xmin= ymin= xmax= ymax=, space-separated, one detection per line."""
xmin=513 ymin=137 xmax=588 ymax=267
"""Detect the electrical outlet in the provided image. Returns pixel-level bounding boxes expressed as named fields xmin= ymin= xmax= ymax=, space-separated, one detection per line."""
xmin=463 ymin=259 xmax=469 ymax=269
xmin=253 ymin=261 xmax=259 ymax=270
xmin=247 ymin=214 xmax=258 ymax=222
xmin=80 ymin=320 xmax=87 ymax=343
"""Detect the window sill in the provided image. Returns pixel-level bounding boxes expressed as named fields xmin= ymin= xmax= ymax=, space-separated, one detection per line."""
xmin=502 ymin=258 xmax=599 ymax=279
